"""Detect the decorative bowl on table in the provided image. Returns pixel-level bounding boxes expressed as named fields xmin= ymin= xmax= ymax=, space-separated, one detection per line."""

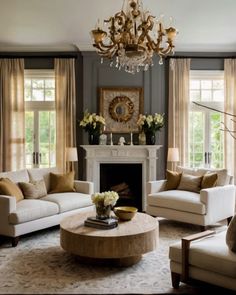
xmin=113 ymin=206 xmax=138 ymax=221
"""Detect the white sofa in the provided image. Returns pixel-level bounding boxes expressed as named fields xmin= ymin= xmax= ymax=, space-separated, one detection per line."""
xmin=0 ymin=167 xmax=94 ymax=246
xmin=169 ymin=229 xmax=236 ymax=291
xmin=146 ymin=167 xmax=235 ymax=228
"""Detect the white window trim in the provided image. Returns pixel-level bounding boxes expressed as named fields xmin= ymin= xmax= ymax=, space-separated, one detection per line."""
xmin=189 ymin=70 xmax=224 ymax=168
xmin=190 ymin=70 xmax=224 ymax=112
xmin=24 ymin=69 xmax=55 ymax=110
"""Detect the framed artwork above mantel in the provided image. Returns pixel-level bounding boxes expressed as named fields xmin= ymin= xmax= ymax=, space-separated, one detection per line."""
xmin=99 ymin=87 xmax=143 ymax=133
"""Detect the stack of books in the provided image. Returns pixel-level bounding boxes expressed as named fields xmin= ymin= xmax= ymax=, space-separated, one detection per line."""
xmin=84 ymin=216 xmax=118 ymax=229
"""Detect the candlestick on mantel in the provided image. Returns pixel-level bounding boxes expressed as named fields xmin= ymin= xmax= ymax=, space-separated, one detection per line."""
xmin=130 ymin=132 xmax=133 ymax=145
xmin=110 ymin=132 xmax=113 ymax=146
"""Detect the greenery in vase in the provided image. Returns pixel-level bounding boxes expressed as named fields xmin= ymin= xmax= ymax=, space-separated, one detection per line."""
xmin=137 ymin=113 xmax=164 ymax=133
xmin=79 ymin=110 xmax=105 ymax=134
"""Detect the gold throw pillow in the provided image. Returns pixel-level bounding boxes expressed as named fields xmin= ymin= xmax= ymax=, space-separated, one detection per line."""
xmin=177 ymin=174 xmax=203 ymax=193
xmin=165 ymin=170 xmax=182 ymax=190
xmin=0 ymin=178 xmax=24 ymax=202
xmin=226 ymin=215 xmax=236 ymax=252
xmin=49 ymin=171 xmax=75 ymax=194
xmin=19 ymin=180 xmax=47 ymax=199
xmin=201 ymin=173 xmax=218 ymax=189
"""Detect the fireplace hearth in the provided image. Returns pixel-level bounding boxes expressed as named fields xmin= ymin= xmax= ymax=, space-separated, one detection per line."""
xmin=100 ymin=163 xmax=142 ymax=211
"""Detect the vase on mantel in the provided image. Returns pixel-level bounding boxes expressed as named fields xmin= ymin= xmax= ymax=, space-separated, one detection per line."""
xmin=145 ymin=131 xmax=156 ymax=145
xmin=88 ymin=132 xmax=100 ymax=145
xmin=138 ymin=130 xmax=146 ymax=145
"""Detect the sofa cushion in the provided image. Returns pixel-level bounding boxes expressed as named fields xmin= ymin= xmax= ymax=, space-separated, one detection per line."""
xmin=0 ymin=178 xmax=24 ymax=202
xmin=176 ymin=166 xmax=204 ymax=177
xmin=0 ymin=169 xmax=29 ymax=184
xmin=177 ymin=174 xmax=203 ymax=193
xmin=177 ymin=166 xmax=230 ymax=186
xmin=27 ymin=167 xmax=58 ymax=192
xmin=9 ymin=199 xmax=59 ymax=224
xmin=49 ymin=171 xmax=75 ymax=194
xmin=42 ymin=192 xmax=93 ymax=213
xmin=201 ymin=172 xmax=218 ymax=189
xmin=147 ymin=190 xmax=206 ymax=214
xmin=165 ymin=170 xmax=182 ymax=190
xmin=169 ymin=230 xmax=236 ymax=279
xmin=198 ymin=168 xmax=230 ymax=186
xmin=226 ymin=215 xmax=236 ymax=252
xmin=19 ymin=180 xmax=47 ymax=199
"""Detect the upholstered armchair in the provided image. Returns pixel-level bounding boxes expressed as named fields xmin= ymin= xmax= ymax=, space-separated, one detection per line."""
xmin=169 ymin=225 xmax=236 ymax=291
xmin=146 ymin=167 xmax=235 ymax=229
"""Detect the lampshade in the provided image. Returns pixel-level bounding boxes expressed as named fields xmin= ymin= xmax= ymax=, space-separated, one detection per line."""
xmin=66 ymin=147 xmax=78 ymax=162
xmin=167 ymin=148 xmax=179 ymax=162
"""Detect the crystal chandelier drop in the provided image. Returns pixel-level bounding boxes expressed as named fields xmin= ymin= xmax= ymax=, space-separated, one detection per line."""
xmin=91 ymin=0 xmax=178 ymax=74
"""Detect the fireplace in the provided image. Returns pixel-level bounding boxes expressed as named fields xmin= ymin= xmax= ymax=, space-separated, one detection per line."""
xmin=81 ymin=145 xmax=162 ymax=211
xmin=100 ymin=163 xmax=142 ymax=211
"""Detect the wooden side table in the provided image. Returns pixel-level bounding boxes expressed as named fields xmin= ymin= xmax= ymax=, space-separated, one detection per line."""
xmin=60 ymin=212 xmax=159 ymax=266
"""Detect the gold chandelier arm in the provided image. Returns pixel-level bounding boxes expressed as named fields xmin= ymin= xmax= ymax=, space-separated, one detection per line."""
xmin=90 ymin=0 xmax=178 ymax=73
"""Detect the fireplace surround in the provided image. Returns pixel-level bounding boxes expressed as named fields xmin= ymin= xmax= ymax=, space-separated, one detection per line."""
xmin=81 ymin=145 xmax=162 ymax=211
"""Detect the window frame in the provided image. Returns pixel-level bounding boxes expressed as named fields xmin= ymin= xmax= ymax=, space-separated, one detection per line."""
xmin=24 ymin=70 xmax=56 ymax=168
xmin=189 ymin=70 xmax=224 ymax=168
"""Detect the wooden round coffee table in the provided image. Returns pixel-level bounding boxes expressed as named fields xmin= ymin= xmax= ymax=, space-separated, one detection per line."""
xmin=60 ymin=212 xmax=159 ymax=266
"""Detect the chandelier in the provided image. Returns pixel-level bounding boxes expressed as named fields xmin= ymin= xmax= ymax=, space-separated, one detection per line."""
xmin=91 ymin=0 xmax=178 ymax=74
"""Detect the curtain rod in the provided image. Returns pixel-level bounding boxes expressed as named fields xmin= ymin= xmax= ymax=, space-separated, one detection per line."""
xmin=0 ymin=52 xmax=80 ymax=58
xmin=166 ymin=55 xmax=236 ymax=59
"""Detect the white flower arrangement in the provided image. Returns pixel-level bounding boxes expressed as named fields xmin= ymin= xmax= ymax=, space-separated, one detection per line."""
xmin=79 ymin=110 xmax=105 ymax=133
xmin=137 ymin=113 xmax=164 ymax=133
xmin=91 ymin=191 xmax=119 ymax=207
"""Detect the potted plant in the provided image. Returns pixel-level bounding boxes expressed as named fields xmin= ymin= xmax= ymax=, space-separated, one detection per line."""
xmin=91 ymin=191 xmax=119 ymax=220
xmin=79 ymin=111 xmax=106 ymax=145
xmin=137 ymin=113 xmax=164 ymax=145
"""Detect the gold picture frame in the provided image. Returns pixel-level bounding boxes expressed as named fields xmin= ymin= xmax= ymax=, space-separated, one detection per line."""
xmin=99 ymin=87 xmax=144 ymax=133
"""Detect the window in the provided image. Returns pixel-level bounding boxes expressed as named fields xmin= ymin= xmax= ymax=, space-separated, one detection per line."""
xmin=24 ymin=70 xmax=56 ymax=168
xmin=189 ymin=71 xmax=224 ymax=168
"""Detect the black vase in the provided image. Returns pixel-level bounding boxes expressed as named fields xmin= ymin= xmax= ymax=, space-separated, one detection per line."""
xmin=145 ymin=131 xmax=156 ymax=145
xmin=88 ymin=132 xmax=100 ymax=145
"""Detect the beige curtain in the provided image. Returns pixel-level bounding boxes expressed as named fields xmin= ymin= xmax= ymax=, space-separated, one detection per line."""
xmin=0 ymin=59 xmax=25 ymax=172
xmin=55 ymin=58 xmax=76 ymax=173
xmin=224 ymin=59 xmax=236 ymax=183
xmin=168 ymin=58 xmax=191 ymax=169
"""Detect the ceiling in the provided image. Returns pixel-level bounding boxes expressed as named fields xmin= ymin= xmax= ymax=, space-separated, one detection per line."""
xmin=0 ymin=0 xmax=236 ymax=52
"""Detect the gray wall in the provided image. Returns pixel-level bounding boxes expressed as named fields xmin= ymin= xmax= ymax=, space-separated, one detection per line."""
xmin=77 ymin=52 xmax=234 ymax=180
xmin=78 ymin=52 xmax=168 ymax=180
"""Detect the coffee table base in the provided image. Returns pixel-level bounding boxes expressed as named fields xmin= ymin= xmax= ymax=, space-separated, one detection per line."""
xmin=76 ymin=255 xmax=142 ymax=267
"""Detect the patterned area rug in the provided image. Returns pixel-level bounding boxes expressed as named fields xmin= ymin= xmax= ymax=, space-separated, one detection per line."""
xmin=0 ymin=218 xmax=226 ymax=294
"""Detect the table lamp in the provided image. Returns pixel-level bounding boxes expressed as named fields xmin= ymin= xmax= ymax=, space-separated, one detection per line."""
xmin=167 ymin=147 xmax=179 ymax=171
xmin=66 ymin=147 xmax=78 ymax=172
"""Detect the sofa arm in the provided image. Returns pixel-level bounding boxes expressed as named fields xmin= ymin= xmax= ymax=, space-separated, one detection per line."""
xmin=200 ymin=185 xmax=236 ymax=221
xmin=0 ymin=195 xmax=16 ymax=229
xmin=146 ymin=180 xmax=167 ymax=194
xmin=74 ymin=180 xmax=94 ymax=195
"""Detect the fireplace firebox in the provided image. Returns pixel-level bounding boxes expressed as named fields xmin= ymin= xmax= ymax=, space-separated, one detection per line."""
xmin=100 ymin=163 xmax=142 ymax=211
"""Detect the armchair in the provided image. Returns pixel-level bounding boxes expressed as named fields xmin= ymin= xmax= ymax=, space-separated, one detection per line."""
xmin=146 ymin=167 xmax=235 ymax=228
xmin=169 ymin=229 xmax=236 ymax=291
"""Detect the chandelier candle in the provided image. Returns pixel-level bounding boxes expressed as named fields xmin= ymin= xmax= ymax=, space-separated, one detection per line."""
xmin=91 ymin=0 xmax=178 ymax=74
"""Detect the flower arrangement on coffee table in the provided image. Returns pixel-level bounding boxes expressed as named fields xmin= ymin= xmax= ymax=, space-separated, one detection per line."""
xmin=79 ymin=111 xmax=106 ymax=144
xmin=91 ymin=191 xmax=119 ymax=220
xmin=137 ymin=113 xmax=164 ymax=145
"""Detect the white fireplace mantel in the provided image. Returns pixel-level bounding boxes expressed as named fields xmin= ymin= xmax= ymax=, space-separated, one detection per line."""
xmin=81 ymin=145 xmax=162 ymax=210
